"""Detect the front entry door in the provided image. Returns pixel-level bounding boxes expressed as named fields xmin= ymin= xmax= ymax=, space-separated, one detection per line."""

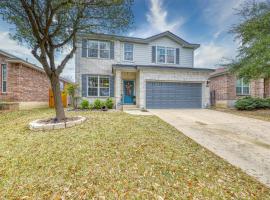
xmin=123 ymin=80 xmax=135 ymax=104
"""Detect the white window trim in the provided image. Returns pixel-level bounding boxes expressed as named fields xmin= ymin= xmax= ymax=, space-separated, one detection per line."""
xmin=123 ymin=43 xmax=134 ymax=62
xmin=156 ymin=46 xmax=176 ymax=64
xmin=87 ymin=40 xmax=111 ymax=59
xmin=1 ymin=64 xmax=7 ymax=93
xmin=87 ymin=75 xmax=110 ymax=97
xmin=236 ymin=78 xmax=250 ymax=95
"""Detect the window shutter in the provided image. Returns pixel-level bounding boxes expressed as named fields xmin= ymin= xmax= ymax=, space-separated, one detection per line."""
xmin=81 ymin=74 xmax=87 ymax=97
xmin=152 ymin=46 xmax=156 ymax=63
xmin=110 ymin=41 xmax=114 ymax=59
xmin=110 ymin=75 xmax=115 ymax=97
xmin=176 ymin=48 xmax=180 ymax=64
xmin=82 ymin=39 xmax=87 ymax=57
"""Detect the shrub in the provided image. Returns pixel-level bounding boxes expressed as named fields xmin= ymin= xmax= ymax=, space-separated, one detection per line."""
xmin=105 ymin=98 xmax=114 ymax=109
xmin=65 ymin=84 xmax=79 ymax=109
xmin=235 ymin=97 xmax=270 ymax=110
xmin=89 ymin=104 xmax=94 ymax=110
xmin=93 ymin=99 xmax=104 ymax=109
xmin=80 ymin=99 xmax=89 ymax=109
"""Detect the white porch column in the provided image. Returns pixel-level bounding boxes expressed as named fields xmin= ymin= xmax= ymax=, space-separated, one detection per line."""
xmin=139 ymin=70 xmax=145 ymax=109
xmin=115 ymin=70 xmax=122 ymax=109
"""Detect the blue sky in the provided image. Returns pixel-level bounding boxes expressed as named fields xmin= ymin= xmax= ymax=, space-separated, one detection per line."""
xmin=0 ymin=0 xmax=244 ymax=81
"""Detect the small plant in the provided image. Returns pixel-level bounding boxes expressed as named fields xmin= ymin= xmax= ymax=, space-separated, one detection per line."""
xmin=80 ymin=99 xmax=89 ymax=109
xmin=93 ymin=99 xmax=103 ymax=109
xmin=105 ymin=98 xmax=114 ymax=109
xmin=66 ymin=84 xmax=79 ymax=109
xmin=89 ymin=104 xmax=94 ymax=110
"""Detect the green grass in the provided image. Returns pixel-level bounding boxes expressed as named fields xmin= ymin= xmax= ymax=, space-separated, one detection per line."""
xmin=0 ymin=109 xmax=269 ymax=199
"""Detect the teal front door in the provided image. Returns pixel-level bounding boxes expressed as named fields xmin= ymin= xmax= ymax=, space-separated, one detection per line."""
xmin=123 ymin=80 xmax=135 ymax=104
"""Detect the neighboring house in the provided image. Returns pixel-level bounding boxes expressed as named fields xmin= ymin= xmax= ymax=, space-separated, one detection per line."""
xmin=0 ymin=50 xmax=71 ymax=110
xmin=75 ymin=31 xmax=214 ymax=109
xmin=209 ymin=67 xmax=270 ymax=107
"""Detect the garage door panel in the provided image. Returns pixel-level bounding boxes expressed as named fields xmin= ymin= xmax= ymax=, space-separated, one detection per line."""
xmin=146 ymin=82 xmax=202 ymax=109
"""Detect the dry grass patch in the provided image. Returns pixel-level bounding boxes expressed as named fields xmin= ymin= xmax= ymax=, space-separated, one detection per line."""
xmin=213 ymin=108 xmax=270 ymax=122
xmin=0 ymin=109 xmax=269 ymax=199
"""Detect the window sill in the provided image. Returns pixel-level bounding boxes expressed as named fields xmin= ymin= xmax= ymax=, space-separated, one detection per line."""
xmin=83 ymin=57 xmax=113 ymax=61
xmin=236 ymin=94 xmax=251 ymax=96
xmin=86 ymin=96 xmax=110 ymax=98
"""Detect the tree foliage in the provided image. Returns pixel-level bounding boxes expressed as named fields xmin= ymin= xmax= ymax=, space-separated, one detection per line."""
xmin=230 ymin=0 xmax=270 ymax=80
xmin=0 ymin=0 xmax=133 ymax=120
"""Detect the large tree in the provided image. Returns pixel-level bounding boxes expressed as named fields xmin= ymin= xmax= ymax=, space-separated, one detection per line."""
xmin=230 ymin=0 xmax=270 ymax=80
xmin=0 ymin=0 xmax=133 ymax=121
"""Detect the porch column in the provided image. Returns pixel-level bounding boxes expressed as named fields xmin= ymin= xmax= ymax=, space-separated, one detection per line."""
xmin=115 ymin=70 xmax=122 ymax=109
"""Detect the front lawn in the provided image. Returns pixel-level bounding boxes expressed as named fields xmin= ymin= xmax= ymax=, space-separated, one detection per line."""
xmin=0 ymin=109 xmax=269 ymax=199
xmin=214 ymin=108 xmax=270 ymax=122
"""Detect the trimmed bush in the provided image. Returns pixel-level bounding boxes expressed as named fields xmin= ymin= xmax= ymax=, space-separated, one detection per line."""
xmin=80 ymin=99 xmax=89 ymax=109
xmin=105 ymin=98 xmax=114 ymax=109
xmin=93 ymin=99 xmax=104 ymax=109
xmin=235 ymin=97 xmax=270 ymax=110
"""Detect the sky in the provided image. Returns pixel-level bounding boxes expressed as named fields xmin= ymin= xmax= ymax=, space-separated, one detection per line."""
xmin=0 ymin=0 xmax=246 ymax=81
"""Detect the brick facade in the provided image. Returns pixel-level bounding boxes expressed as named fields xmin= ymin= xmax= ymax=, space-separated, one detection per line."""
xmin=0 ymin=54 xmax=50 ymax=102
xmin=209 ymin=68 xmax=270 ymax=107
xmin=0 ymin=53 xmax=70 ymax=109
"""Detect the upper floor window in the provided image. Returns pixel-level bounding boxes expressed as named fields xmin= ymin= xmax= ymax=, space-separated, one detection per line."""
xmin=1 ymin=64 xmax=7 ymax=93
xmin=124 ymin=43 xmax=133 ymax=61
xmin=88 ymin=75 xmax=110 ymax=97
xmin=156 ymin=46 xmax=175 ymax=64
xmin=83 ymin=40 xmax=113 ymax=59
xmin=236 ymin=78 xmax=250 ymax=95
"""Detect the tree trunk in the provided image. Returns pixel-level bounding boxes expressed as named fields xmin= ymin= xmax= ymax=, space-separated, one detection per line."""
xmin=50 ymin=73 xmax=66 ymax=121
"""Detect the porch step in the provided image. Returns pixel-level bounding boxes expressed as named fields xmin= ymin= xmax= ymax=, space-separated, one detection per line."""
xmin=123 ymin=105 xmax=139 ymax=111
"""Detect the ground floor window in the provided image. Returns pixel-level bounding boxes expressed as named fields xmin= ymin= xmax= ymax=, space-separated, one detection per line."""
xmin=236 ymin=78 xmax=250 ymax=95
xmin=1 ymin=64 xmax=7 ymax=93
xmin=88 ymin=75 xmax=110 ymax=97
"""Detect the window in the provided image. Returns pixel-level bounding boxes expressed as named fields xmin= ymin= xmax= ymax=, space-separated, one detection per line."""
xmin=88 ymin=40 xmax=98 ymax=58
xmin=1 ymin=64 xmax=7 ymax=93
xmin=124 ymin=43 xmax=133 ymax=61
xmin=88 ymin=75 xmax=110 ymax=97
xmin=99 ymin=76 xmax=110 ymax=96
xmin=236 ymin=78 xmax=250 ymax=95
xmin=100 ymin=41 xmax=110 ymax=59
xmin=157 ymin=46 xmax=175 ymax=64
xmin=167 ymin=48 xmax=175 ymax=64
xmin=87 ymin=40 xmax=111 ymax=59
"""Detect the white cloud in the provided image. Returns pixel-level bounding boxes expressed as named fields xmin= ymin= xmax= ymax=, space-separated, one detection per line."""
xmin=195 ymin=42 xmax=236 ymax=68
xmin=0 ymin=32 xmax=38 ymax=64
xmin=129 ymin=0 xmax=185 ymax=37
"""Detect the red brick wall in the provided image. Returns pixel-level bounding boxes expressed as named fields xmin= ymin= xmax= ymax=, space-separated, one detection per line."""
xmin=210 ymin=73 xmax=265 ymax=101
xmin=209 ymin=74 xmax=229 ymax=100
xmin=0 ymin=54 xmax=51 ymax=102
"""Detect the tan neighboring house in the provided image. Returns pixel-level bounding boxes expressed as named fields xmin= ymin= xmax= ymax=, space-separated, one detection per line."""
xmin=0 ymin=50 xmax=72 ymax=110
xmin=209 ymin=67 xmax=270 ymax=108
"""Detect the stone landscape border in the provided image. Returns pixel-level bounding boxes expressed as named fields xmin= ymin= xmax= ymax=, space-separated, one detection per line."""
xmin=29 ymin=116 xmax=86 ymax=131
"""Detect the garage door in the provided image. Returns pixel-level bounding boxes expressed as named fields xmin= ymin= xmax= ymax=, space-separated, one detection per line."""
xmin=146 ymin=82 xmax=202 ymax=109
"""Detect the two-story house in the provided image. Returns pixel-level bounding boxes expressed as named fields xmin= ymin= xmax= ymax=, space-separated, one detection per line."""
xmin=75 ymin=31 xmax=213 ymax=109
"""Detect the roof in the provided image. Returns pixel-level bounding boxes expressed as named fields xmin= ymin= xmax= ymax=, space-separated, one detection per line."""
xmin=209 ymin=67 xmax=230 ymax=78
xmin=78 ymin=31 xmax=200 ymax=49
xmin=0 ymin=49 xmax=73 ymax=84
xmin=112 ymin=64 xmax=214 ymax=72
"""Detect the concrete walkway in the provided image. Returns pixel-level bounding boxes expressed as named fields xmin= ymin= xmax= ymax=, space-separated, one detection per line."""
xmin=149 ymin=109 xmax=270 ymax=187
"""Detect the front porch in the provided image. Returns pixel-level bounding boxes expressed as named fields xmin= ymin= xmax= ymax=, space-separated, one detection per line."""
xmin=114 ymin=69 xmax=141 ymax=109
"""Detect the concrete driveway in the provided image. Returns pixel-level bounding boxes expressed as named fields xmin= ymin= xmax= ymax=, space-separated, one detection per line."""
xmin=149 ymin=109 xmax=270 ymax=187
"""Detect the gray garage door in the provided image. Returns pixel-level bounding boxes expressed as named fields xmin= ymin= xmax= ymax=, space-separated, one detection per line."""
xmin=146 ymin=82 xmax=202 ymax=109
